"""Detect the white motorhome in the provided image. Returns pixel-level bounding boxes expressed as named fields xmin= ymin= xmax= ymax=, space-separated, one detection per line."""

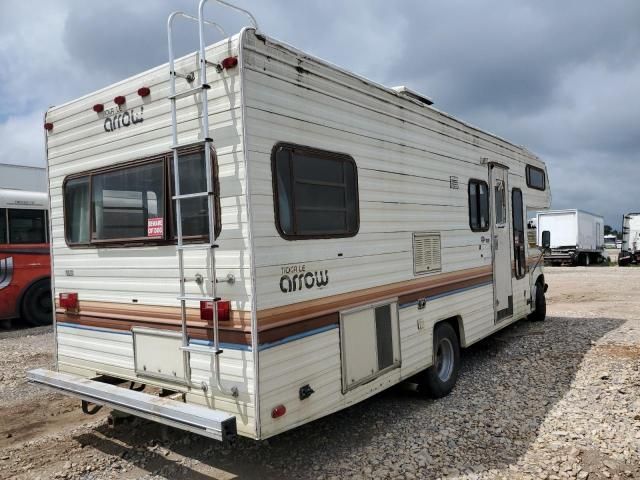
xmin=536 ymin=209 xmax=604 ymax=266
xmin=619 ymin=213 xmax=640 ymax=265
xmin=28 ymin=2 xmax=551 ymax=442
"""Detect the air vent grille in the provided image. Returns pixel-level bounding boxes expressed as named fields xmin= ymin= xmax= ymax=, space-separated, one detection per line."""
xmin=413 ymin=232 xmax=442 ymax=275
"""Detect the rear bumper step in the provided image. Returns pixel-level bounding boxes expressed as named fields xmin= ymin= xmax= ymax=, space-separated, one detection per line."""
xmin=27 ymin=368 xmax=236 ymax=442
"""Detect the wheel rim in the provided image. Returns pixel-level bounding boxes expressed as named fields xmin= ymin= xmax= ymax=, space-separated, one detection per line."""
xmin=36 ymin=290 xmax=52 ymax=314
xmin=435 ymin=337 xmax=454 ymax=382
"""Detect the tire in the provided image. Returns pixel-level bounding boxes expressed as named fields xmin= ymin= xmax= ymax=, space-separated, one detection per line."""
xmin=529 ymin=282 xmax=546 ymax=322
xmin=582 ymin=253 xmax=591 ymax=266
xmin=21 ymin=279 xmax=53 ymax=326
xmin=417 ymin=322 xmax=460 ymax=398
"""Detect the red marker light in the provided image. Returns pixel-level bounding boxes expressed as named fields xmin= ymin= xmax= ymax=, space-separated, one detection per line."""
xmin=114 ymin=95 xmax=126 ymax=106
xmin=271 ymin=405 xmax=286 ymax=419
xmin=93 ymin=104 xmax=104 ymax=113
xmin=200 ymin=300 xmax=231 ymax=322
xmin=44 ymin=122 xmax=54 ymax=131
xmin=137 ymin=87 xmax=151 ymax=97
xmin=217 ymin=300 xmax=230 ymax=322
xmin=59 ymin=292 xmax=78 ymax=311
xmin=221 ymin=56 xmax=238 ymax=70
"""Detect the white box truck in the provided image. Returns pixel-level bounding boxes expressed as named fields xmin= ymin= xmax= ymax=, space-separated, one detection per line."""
xmin=537 ymin=209 xmax=604 ymax=266
xmin=619 ymin=213 xmax=640 ymax=265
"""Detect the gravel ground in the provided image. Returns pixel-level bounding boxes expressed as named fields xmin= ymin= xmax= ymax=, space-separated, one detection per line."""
xmin=1 ymin=266 xmax=639 ymax=479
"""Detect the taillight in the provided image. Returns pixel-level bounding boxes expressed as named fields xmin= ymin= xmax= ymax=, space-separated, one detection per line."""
xmin=271 ymin=405 xmax=286 ymax=419
xmin=59 ymin=293 xmax=78 ymax=311
xmin=200 ymin=300 xmax=231 ymax=322
xmin=137 ymin=86 xmax=151 ymax=97
xmin=92 ymin=104 xmax=104 ymax=113
xmin=114 ymin=95 xmax=126 ymax=106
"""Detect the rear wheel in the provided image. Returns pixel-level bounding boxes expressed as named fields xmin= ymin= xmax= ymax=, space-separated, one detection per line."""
xmin=529 ymin=282 xmax=546 ymax=322
xmin=21 ymin=279 xmax=52 ymax=326
xmin=417 ymin=322 xmax=460 ymax=398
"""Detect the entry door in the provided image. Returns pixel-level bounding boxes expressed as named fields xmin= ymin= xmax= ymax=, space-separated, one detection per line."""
xmin=489 ymin=164 xmax=513 ymax=322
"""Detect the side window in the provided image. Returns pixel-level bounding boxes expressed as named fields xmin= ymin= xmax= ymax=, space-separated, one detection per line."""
xmin=273 ymin=143 xmax=359 ymax=239
xmin=0 ymin=208 xmax=6 ymax=243
xmin=468 ymin=179 xmax=489 ymax=232
xmin=512 ymin=189 xmax=526 ymax=278
xmin=8 ymin=209 xmax=47 ymax=244
xmin=526 ymin=165 xmax=545 ymax=190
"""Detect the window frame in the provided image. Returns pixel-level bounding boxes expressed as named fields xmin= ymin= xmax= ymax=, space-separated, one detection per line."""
xmin=468 ymin=178 xmax=490 ymax=232
xmin=271 ymin=142 xmax=360 ymax=241
xmin=525 ymin=165 xmax=546 ymax=191
xmin=511 ymin=188 xmax=526 ymax=279
xmin=62 ymin=145 xmax=220 ymax=248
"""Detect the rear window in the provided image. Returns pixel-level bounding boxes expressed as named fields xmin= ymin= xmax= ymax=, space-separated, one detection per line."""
xmin=526 ymin=165 xmax=546 ymax=190
xmin=63 ymin=147 xmax=220 ymax=246
xmin=92 ymin=160 xmax=165 ymax=242
xmin=272 ymin=143 xmax=359 ymax=239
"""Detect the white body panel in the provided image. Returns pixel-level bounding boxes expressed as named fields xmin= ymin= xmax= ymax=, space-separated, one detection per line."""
xmin=0 ymin=164 xmax=47 ymax=192
xmin=537 ymin=209 xmax=603 ymax=251
xmin=44 ymin=29 xmax=551 ymax=440
xmin=0 ymin=189 xmax=49 ymax=210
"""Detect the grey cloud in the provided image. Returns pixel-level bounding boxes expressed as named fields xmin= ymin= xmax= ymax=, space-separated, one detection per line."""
xmin=1 ymin=0 xmax=639 ymax=227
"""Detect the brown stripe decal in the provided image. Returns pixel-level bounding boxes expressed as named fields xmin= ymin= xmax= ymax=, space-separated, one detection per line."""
xmin=57 ymin=266 xmax=493 ymax=346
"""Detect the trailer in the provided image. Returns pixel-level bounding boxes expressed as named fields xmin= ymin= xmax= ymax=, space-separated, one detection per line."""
xmin=619 ymin=213 xmax=640 ymax=266
xmin=536 ymin=209 xmax=604 ymax=266
xmin=28 ymin=0 xmax=551 ymax=442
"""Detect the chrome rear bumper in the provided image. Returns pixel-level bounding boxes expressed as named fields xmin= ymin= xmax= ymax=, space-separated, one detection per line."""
xmin=27 ymin=368 xmax=236 ymax=442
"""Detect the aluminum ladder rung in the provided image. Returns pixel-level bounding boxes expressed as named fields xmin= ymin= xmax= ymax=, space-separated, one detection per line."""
xmin=176 ymin=244 xmax=218 ymax=251
xmin=171 ymin=138 xmax=213 ymax=150
xmin=177 ymin=295 xmax=221 ymax=302
xmin=173 ymin=192 xmax=213 ymax=200
xmin=168 ymin=83 xmax=211 ymax=100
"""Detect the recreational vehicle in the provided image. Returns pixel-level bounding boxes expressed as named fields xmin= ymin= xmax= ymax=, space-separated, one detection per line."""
xmin=28 ymin=1 xmax=551 ymax=442
xmin=537 ymin=209 xmax=604 ymax=266
xmin=619 ymin=213 xmax=640 ymax=265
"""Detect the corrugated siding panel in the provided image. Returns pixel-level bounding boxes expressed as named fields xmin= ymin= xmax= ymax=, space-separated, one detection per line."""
xmin=48 ymin=34 xmax=256 ymax=438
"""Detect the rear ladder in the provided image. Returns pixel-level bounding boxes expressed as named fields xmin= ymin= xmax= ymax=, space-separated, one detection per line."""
xmin=166 ymin=1 xmax=258 ymax=398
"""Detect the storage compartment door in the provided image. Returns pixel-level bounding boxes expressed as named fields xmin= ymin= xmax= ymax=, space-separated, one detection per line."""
xmin=340 ymin=301 xmax=400 ymax=392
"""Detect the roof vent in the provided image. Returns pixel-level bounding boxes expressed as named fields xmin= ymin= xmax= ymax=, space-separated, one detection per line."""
xmin=391 ymin=86 xmax=433 ymax=106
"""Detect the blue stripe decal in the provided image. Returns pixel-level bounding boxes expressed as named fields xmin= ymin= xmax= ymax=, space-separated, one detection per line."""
xmin=259 ymin=324 xmax=339 ymax=351
xmin=189 ymin=338 xmax=252 ymax=352
xmin=57 ymin=322 xmax=132 ymax=335
xmin=56 ymin=322 xmax=250 ymax=351
xmin=399 ymin=280 xmax=493 ymax=309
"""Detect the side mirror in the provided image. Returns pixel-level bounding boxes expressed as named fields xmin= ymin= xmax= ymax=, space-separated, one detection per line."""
xmin=541 ymin=230 xmax=551 ymax=249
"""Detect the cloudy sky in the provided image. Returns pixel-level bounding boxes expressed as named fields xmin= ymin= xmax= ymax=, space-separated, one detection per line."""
xmin=1 ymin=0 xmax=639 ymax=227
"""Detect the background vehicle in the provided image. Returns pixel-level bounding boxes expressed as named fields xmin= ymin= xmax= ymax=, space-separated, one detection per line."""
xmin=0 ymin=187 xmax=52 ymax=326
xmin=604 ymin=234 xmax=618 ymax=249
xmin=29 ymin=1 xmax=551 ymax=442
xmin=537 ymin=209 xmax=604 ymax=266
xmin=619 ymin=213 xmax=640 ymax=266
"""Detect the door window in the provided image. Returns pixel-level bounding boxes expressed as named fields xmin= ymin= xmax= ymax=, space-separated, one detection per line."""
xmin=494 ymin=180 xmax=506 ymax=225
xmin=512 ymin=189 xmax=526 ymax=278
